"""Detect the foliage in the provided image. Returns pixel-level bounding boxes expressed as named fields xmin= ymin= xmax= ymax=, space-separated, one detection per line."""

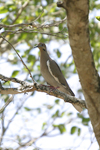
xmin=0 ymin=0 xmax=100 ymax=149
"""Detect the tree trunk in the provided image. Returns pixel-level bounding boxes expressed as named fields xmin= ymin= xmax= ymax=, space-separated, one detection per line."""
xmin=57 ymin=0 xmax=100 ymax=146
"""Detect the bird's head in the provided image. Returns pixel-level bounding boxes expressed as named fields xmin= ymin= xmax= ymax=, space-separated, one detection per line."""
xmin=34 ymin=43 xmax=46 ymax=51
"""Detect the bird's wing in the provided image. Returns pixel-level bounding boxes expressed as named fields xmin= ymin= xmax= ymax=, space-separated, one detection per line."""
xmin=47 ymin=59 xmax=67 ymax=87
xmin=47 ymin=59 xmax=75 ymax=96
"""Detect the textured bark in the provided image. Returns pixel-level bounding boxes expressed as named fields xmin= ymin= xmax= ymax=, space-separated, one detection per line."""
xmin=57 ymin=0 xmax=100 ymax=146
xmin=0 ymin=74 xmax=86 ymax=111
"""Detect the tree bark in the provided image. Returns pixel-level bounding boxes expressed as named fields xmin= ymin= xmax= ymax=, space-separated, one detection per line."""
xmin=57 ymin=0 xmax=100 ymax=146
xmin=0 ymin=74 xmax=86 ymax=112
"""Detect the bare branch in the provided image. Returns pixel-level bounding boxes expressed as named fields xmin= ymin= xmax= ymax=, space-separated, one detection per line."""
xmin=0 ymin=22 xmax=35 ymax=29
xmin=0 ymin=112 xmax=5 ymax=145
xmin=0 ymin=74 xmax=26 ymax=86
xmin=0 ymin=96 xmax=14 ymax=144
xmin=16 ymin=138 xmax=38 ymax=149
xmin=0 ymin=95 xmax=14 ymax=113
xmin=0 ymin=17 xmax=66 ymax=29
xmin=2 ymin=29 xmax=67 ymax=38
xmin=0 ymin=74 xmax=86 ymax=109
xmin=0 ymin=36 xmax=35 ymax=84
xmin=0 ymin=97 xmax=27 ymax=145
xmin=5 ymin=99 xmax=26 ymax=132
xmin=0 ymin=17 xmax=67 ymax=38
xmin=32 ymin=9 xmax=44 ymax=23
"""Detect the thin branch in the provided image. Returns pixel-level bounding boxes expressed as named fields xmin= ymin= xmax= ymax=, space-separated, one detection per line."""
xmin=17 ymin=138 xmax=38 ymax=149
xmin=0 ymin=95 xmax=14 ymax=113
xmin=0 ymin=22 xmax=35 ymax=29
xmin=37 ymin=17 xmax=67 ymax=29
xmin=12 ymin=0 xmax=30 ymax=24
xmin=2 ymin=29 xmax=67 ymax=38
xmin=0 ymin=36 xmax=35 ymax=84
xmin=64 ymin=54 xmax=72 ymax=64
xmin=0 ymin=92 xmax=32 ymax=147
xmin=0 ymin=74 xmax=26 ymax=86
xmin=0 ymin=96 xmax=14 ymax=144
xmin=0 ymin=112 xmax=5 ymax=145
xmin=5 ymin=99 xmax=26 ymax=132
xmin=0 ymin=17 xmax=67 ymax=40
xmin=0 ymin=17 xmax=67 ymax=29
xmin=21 ymin=29 xmax=67 ymax=38
xmin=0 ymin=0 xmax=30 ymax=46
xmin=0 ymin=98 xmax=27 ymax=146
xmin=32 ymin=9 xmax=44 ymax=23
xmin=0 ymin=17 xmax=67 ymax=38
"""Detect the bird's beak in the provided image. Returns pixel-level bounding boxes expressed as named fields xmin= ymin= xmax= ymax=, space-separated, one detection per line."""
xmin=33 ymin=45 xmax=38 ymax=49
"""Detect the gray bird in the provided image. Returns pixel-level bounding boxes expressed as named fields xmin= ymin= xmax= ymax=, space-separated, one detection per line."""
xmin=34 ymin=43 xmax=82 ymax=112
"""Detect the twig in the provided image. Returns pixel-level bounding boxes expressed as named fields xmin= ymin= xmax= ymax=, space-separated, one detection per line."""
xmin=17 ymin=138 xmax=37 ymax=149
xmin=31 ymin=9 xmax=44 ymax=23
xmin=0 ymin=17 xmax=67 ymax=29
xmin=0 ymin=112 xmax=5 ymax=145
xmin=0 ymin=17 xmax=67 ymax=39
xmin=0 ymin=35 xmax=35 ymax=83
xmin=0 ymin=95 xmax=14 ymax=113
xmin=0 ymin=74 xmax=26 ymax=86
xmin=0 ymin=97 xmax=27 ymax=145
xmin=21 ymin=29 xmax=67 ymax=38
xmin=12 ymin=0 xmax=30 ymax=24
xmin=5 ymin=99 xmax=26 ymax=132
xmin=64 ymin=54 xmax=72 ymax=64
xmin=2 ymin=29 xmax=67 ymax=38
xmin=0 ymin=0 xmax=30 ymax=45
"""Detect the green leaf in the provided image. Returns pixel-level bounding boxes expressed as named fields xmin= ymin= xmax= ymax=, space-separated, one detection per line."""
xmin=67 ymin=112 xmax=73 ymax=116
xmin=27 ymin=55 xmax=36 ymax=63
xmin=61 ymin=112 xmax=65 ymax=117
xmin=53 ymin=124 xmax=66 ymax=134
xmin=70 ymin=126 xmax=77 ymax=134
xmin=42 ymin=122 xmax=47 ymax=130
xmin=11 ymin=70 xmax=19 ymax=77
xmin=77 ymin=113 xmax=83 ymax=118
xmin=82 ymin=117 xmax=90 ymax=126
xmin=55 ymin=49 xmax=61 ymax=58
xmin=96 ymin=16 xmax=100 ymax=21
xmin=53 ymin=124 xmax=58 ymax=128
xmin=78 ymin=128 xmax=81 ymax=136
xmin=55 ymin=99 xmax=60 ymax=104
xmin=0 ymin=6 xmax=8 ymax=14
xmin=57 ymin=50 xmax=61 ymax=58
xmin=24 ymin=107 xmax=32 ymax=111
xmin=58 ymin=124 xmax=66 ymax=134
xmin=52 ymin=110 xmax=59 ymax=118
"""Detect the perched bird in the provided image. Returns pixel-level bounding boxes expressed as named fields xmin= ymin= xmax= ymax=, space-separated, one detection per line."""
xmin=34 ymin=43 xmax=82 ymax=112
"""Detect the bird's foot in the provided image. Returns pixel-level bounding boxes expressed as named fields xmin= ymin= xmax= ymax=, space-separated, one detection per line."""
xmin=39 ymin=84 xmax=59 ymax=93
xmin=47 ymin=86 xmax=59 ymax=93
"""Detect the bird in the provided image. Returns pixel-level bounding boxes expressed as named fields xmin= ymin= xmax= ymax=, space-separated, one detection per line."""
xmin=34 ymin=43 xmax=83 ymax=113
